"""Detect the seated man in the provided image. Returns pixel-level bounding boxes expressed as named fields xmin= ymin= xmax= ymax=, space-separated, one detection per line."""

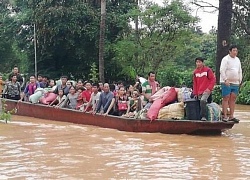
xmin=3 ymin=74 xmax=21 ymax=100
xmin=141 ymin=71 xmax=159 ymax=107
xmin=93 ymin=83 xmax=114 ymax=115
xmin=53 ymin=76 xmax=70 ymax=96
xmin=83 ymin=83 xmax=101 ymax=113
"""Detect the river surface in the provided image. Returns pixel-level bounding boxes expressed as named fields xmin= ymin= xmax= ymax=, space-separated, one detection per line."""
xmin=0 ymin=105 xmax=249 ymax=179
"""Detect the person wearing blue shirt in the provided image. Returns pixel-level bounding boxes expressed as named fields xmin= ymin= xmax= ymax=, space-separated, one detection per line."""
xmin=93 ymin=83 xmax=114 ymax=114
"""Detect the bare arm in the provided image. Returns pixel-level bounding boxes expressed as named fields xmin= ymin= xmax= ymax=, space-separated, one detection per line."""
xmin=60 ymin=96 xmax=68 ymax=108
xmin=126 ymin=100 xmax=130 ymax=114
xmin=83 ymin=96 xmax=92 ymax=112
xmin=141 ymin=91 xmax=152 ymax=102
xmin=103 ymin=98 xmax=115 ymax=116
xmin=19 ymin=92 xmax=25 ymax=101
xmin=49 ymin=98 xmax=57 ymax=106
xmin=2 ymin=84 xmax=8 ymax=97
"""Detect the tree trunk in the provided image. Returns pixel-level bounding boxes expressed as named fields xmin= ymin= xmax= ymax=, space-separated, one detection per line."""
xmin=134 ymin=0 xmax=139 ymax=71
xmin=135 ymin=0 xmax=139 ymax=42
xmin=99 ymin=0 xmax=106 ymax=82
xmin=215 ymin=0 xmax=233 ymax=84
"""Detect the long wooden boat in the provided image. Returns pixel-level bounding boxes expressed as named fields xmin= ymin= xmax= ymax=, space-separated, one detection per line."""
xmin=3 ymin=99 xmax=236 ymax=135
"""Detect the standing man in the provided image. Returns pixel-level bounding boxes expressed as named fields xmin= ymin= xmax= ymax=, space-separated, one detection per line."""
xmin=8 ymin=66 xmax=23 ymax=87
xmin=220 ymin=45 xmax=242 ymax=123
xmin=141 ymin=71 xmax=159 ymax=107
xmin=193 ymin=57 xmax=216 ymax=121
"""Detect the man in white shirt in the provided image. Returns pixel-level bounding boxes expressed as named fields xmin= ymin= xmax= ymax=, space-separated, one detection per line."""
xmin=220 ymin=45 xmax=242 ymax=123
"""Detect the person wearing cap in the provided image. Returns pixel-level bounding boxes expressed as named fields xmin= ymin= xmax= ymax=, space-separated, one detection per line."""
xmin=193 ymin=57 xmax=216 ymax=121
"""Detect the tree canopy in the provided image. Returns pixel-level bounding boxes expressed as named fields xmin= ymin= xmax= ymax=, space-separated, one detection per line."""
xmin=0 ymin=0 xmax=249 ymax=85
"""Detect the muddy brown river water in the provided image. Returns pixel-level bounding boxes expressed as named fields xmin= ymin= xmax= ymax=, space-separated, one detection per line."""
xmin=0 ymin=105 xmax=249 ymax=179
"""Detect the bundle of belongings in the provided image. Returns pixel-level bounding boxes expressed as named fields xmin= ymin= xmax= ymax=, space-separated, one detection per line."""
xmin=135 ymin=86 xmax=222 ymax=121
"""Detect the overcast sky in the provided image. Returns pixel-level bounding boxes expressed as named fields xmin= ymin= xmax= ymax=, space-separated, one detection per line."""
xmin=152 ymin=0 xmax=219 ymax=33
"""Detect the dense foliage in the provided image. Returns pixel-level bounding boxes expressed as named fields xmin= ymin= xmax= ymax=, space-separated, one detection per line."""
xmin=0 ymin=0 xmax=249 ymax=104
xmin=237 ymin=81 xmax=250 ymax=105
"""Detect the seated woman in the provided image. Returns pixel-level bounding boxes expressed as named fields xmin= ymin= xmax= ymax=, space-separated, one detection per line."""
xmin=40 ymin=79 xmax=57 ymax=104
xmin=76 ymin=79 xmax=86 ymax=90
xmin=127 ymin=89 xmax=142 ymax=117
xmin=45 ymin=79 xmax=57 ymax=92
xmin=126 ymin=84 xmax=134 ymax=98
xmin=49 ymin=89 xmax=67 ymax=108
xmin=104 ymin=86 xmax=130 ymax=116
xmin=61 ymin=86 xmax=78 ymax=109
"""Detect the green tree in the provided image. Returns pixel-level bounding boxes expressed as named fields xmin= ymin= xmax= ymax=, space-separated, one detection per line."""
xmin=113 ymin=0 xmax=197 ymax=79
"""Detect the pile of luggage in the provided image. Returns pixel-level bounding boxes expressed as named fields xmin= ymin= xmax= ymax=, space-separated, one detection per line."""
xmin=136 ymin=87 xmax=222 ymax=121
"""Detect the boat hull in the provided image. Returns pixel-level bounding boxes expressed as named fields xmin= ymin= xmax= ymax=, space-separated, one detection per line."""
xmin=3 ymin=99 xmax=235 ymax=134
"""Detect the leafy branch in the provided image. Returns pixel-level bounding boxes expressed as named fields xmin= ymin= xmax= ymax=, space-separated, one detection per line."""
xmin=0 ymin=99 xmax=17 ymax=123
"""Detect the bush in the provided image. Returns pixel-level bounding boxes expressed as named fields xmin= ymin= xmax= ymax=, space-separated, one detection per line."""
xmin=237 ymin=81 xmax=250 ymax=105
xmin=158 ymin=68 xmax=193 ymax=88
xmin=212 ymin=85 xmax=222 ymax=104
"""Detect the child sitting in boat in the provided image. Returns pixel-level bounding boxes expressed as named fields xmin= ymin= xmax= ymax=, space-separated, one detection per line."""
xmin=61 ymin=86 xmax=78 ymax=109
xmin=50 ymin=89 xmax=66 ymax=108
xmin=126 ymin=89 xmax=142 ymax=117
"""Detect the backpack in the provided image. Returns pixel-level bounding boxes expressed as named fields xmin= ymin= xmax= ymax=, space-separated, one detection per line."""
xmin=177 ymin=87 xmax=191 ymax=102
xmin=206 ymin=103 xmax=222 ymax=121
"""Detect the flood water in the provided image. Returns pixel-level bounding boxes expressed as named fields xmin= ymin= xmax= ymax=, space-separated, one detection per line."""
xmin=0 ymin=105 xmax=249 ymax=179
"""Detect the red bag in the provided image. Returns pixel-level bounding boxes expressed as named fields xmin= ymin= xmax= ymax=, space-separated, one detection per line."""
xmin=118 ymin=101 xmax=128 ymax=111
xmin=161 ymin=87 xmax=177 ymax=105
xmin=147 ymin=87 xmax=177 ymax=121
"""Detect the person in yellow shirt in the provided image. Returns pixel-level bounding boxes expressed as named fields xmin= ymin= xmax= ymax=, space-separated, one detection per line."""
xmin=0 ymin=74 xmax=5 ymax=96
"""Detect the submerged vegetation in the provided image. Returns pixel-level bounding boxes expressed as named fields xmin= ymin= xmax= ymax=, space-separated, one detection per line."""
xmin=0 ymin=99 xmax=17 ymax=123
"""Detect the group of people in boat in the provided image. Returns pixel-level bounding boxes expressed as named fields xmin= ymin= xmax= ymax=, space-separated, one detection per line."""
xmin=0 ymin=68 xmax=154 ymax=118
xmin=0 ymin=45 xmax=242 ymax=122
